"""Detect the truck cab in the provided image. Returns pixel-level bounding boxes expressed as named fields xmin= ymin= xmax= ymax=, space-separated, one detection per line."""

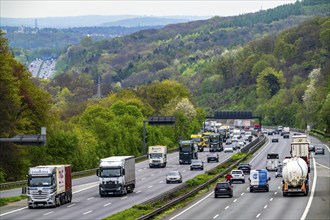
xmin=27 ymin=165 xmax=72 ymax=208
xmin=249 ymin=169 xmax=271 ymax=192
xmin=179 ymin=140 xmax=198 ymax=164
xmin=266 ymin=152 xmax=279 ymax=171
xmin=97 ymin=156 xmax=135 ymax=196
xmin=191 ymin=134 xmax=204 ymax=152
xmin=148 ymin=145 xmax=167 ymax=168
xmin=209 ymin=133 xmax=223 ymax=152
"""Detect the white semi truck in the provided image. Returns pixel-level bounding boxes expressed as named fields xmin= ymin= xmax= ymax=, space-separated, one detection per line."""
xmin=282 ymin=157 xmax=309 ymax=196
xmin=96 ymin=156 xmax=135 ymax=197
xmin=27 ymin=165 xmax=72 ymax=208
xmin=148 ymin=145 xmax=167 ymax=168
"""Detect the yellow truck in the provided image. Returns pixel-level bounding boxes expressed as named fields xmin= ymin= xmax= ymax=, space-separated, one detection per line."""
xmin=191 ymin=134 xmax=204 ymax=152
xmin=202 ymin=132 xmax=211 ymax=149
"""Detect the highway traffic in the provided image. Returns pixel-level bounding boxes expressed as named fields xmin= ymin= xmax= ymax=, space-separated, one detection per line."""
xmin=0 ymin=138 xmax=246 ymax=220
xmin=167 ymin=133 xmax=329 ymax=220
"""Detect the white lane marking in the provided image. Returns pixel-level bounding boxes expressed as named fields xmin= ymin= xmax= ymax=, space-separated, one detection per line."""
xmin=151 ymin=174 xmax=155 ymax=176
xmin=83 ymin=210 xmax=92 ymax=215
xmin=43 ymin=211 xmax=54 ymax=216
xmin=104 ymin=203 xmax=112 ymax=207
xmin=159 ymin=171 xmax=163 ymax=173
xmin=274 ymin=192 xmax=277 ymax=195
xmin=136 ymin=190 xmax=142 ymax=194
xmin=73 ymin=183 xmax=98 ymax=194
xmin=143 ymin=167 xmax=147 ymax=169
xmin=148 ymin=185 xmax=153 ymax=188
xmin=315 ymin=162 xmax=330 ymax=170
xmin=0 ymin=207 xmax=28 ymax=217
xmin=87 ymin=197 xmax=94 ymax=200
xmin=256 ymin=213 xmax=261 ymax=218
xmin=67 ymin=203 xmax=76 ymax=208
xmin=213 ymin=214 xmax=219 ymax=219
xmin=142 ymin=177 xmax=146 ymax=180
xmin=121 ymin=196 xmax=128 ymax=200
xmin=270 ymin=198 xmax=273 ymax=201
xmin=159 ymin=181 xmax=164 ymax=184
xmin=241 ymin=193 xmax=244 ymax=196
xmin=138 ymin=169 xmax=142 ymax=172
xmin=225 ymin=206 xmax=229 ymax=210
xmin=301 ymin=157 xmax=317 ymax=220
xmin=324 ymin=144 xmax=330 ymax=152
xmin=233 ymin=199 xmax=237 ymax=203
xmin=169 ymin=191 xmax=214 ymax=220
xmin=264 ymin=205 xmax=268 ymax=209
xmin=182 ymin=170 xmax=186 ymax=172
xmin=249 ymin=141 xmax=270 ymax=164
xmin=246 ymin=187 xmax=249 ymax=190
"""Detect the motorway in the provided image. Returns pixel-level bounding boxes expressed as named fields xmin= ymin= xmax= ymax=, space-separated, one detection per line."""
xmin=166 ymin=133 xmax=330 ymax=220
xmin=0 ymin=140 xmax=246 ymax=220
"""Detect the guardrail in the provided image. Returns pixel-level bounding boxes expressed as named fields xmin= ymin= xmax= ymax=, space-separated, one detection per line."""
xmin=137 ymin=136 xmax=266 ymax=220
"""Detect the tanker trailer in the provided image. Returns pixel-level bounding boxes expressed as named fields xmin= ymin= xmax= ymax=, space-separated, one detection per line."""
xmin=282 ymin=157 xmax=309 ymax=196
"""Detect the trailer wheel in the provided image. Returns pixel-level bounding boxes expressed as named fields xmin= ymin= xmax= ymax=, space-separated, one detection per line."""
xmin=68 ymin=193 xmax=72 ymax=202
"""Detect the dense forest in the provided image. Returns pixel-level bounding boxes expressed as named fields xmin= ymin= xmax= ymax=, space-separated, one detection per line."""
xmin=0 ymin=0 xmax=329 ymax=182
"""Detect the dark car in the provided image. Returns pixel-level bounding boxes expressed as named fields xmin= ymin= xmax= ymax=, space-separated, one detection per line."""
xmin=238 ymin=163 xmax=251 ymax=174
xmin=309 ymin=144 xmax=315 ymax=152
xmin=283 ymin=133 xmax=290 ymax=139
xmin=273 ymin=129 xmax=280 ymax=134
xmin=267 ymin=130 xmax=274 ymax=135
xmin=315 ymin=146 xmax=325 ymax=155
xmin=207 ymin=153 xmax=219 ymax=163
xmin=272 ymin=138 xmax=279 ymax=143
xmin=190 ymin=159 xmax=204 ymax=170
xmin=214 ymin=182 xmax=233 ymax=198
xmin=275 ymin=164 xmax=283 ymax=178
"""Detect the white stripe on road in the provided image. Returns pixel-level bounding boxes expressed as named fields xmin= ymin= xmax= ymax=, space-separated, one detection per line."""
xmin=73 ymin=183 xmax=98 ymax=194
xmin=43 ymin=211 xmax=54 ymax=216
xmin=169 ymin=191 xmax=214 ymax=220
xmin=87 ymin=197 xmax=94 ymax=200
xmin=213 ymin=214 xmax=219 ymax=219
xmin=324 ymin=144 xmax=330 ymax=152
xmin=233 ymin=199 xmax=237 ymax=203
xmin=241 ymin=193 xmax=244 ymax=196
xmin=104 ymin=203 xmax=111 ymax=207
xmin=315 ymin=162 xmax=330 ymax=170
xmin=0 ymin=207 xmax=28 ymax=217
xmin=225 ymin=206 xmax=229 ymax=210
xmin=159 ymin=181 xmax=164 ymax=184
xmin=121 ymin=196 xmax=128 ymax=200
xmin=135 ymin=191 xmax=142 ymax=194
xmin=264 ymin=205 xmax=268 ymax=209
xmin=67 ymin=203 xmax=76 ymax=208
xmin=301 ymin=157 xmax=317 ymax=220
xmin=148 ymin=185 xmax=153 ymax=188
xmin=83 ymin=210 xmax=92 ymax=215
xmin=270 ymin=198 xmax=273 ymax=201
xmin=256 ymin=213 xmax=261 ymax=218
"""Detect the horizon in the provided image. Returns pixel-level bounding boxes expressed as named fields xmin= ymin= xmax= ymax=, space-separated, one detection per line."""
xmin=1 ymin=0 xmax=296 ymax=19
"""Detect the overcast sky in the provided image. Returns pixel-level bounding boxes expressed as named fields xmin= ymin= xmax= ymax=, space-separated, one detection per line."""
xmin=1 ymin=0 xmax=297 ymax=18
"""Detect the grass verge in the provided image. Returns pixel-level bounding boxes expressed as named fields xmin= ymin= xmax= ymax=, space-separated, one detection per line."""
xmin=0 ymin=195 xmax=27 ymax=207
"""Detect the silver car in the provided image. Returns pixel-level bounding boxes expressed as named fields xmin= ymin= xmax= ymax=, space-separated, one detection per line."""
xmin=166 ymin=171 xmax=182 ymax=183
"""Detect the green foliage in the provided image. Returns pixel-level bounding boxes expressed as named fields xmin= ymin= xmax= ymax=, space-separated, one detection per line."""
xmin=0 ymin=195 xmax=27 ymax=207
xmin=103 ymin=204 xmax=154 ymax=220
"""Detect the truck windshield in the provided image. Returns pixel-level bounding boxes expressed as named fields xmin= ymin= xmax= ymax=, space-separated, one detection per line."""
xmin=180 ymin=146 xmax=192 ymax=152
xmin=150 ymin=153 xmax=163 ymax=158
xmin=192 ymin=138 xmax=201 ymax=142
xmin=29 ymin=176 xmax=52 ymax=187
xmin=100 ymin=168 xmax=121 ymax=177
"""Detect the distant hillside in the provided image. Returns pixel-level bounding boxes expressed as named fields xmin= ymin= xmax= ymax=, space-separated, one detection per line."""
xmin=102 ymin=16 xmax=207 ymax=27
xmin=0 ymin=15 xmax=208 ymax=28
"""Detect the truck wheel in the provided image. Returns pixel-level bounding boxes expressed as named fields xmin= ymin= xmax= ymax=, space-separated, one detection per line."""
xmin=266 ymin=188 xmax=269 ymax=192
xmin=242 ymin=180 xmax=245 ymax=183
xmin=283 ymin=192 xmax=287 ymax=197
xmin=28 ymin=205 xmax=33 ymax=209
xmin=99 ymin=189 xmax=105 ymax=197
xmin=250 ymin=188 xmax=253 ymax=192
xmin=68 ymin=193 xmax=72 ymax=202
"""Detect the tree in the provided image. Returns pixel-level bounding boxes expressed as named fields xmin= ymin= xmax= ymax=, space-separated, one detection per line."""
xmin=256 ymin=67 xmax=285 ymax=102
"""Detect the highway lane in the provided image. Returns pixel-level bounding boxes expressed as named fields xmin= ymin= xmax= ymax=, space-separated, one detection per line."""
xmin=167 ymin=133 xmax=329 ymax=220
xmin=0 ymin=140 xmax=246 ymax=220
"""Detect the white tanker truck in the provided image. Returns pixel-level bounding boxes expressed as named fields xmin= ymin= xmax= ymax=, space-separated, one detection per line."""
xmin=282 ymin=157 xmax=309 ymax=196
